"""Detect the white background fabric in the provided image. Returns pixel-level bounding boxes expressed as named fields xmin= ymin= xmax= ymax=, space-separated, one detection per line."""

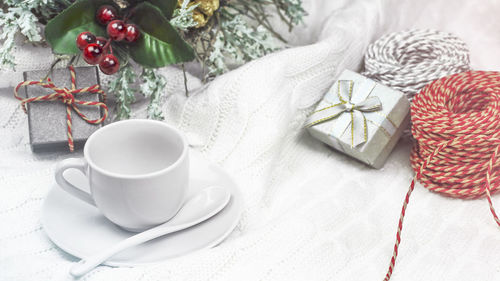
xmin=1 ymin=0 xmax=500 ymax=280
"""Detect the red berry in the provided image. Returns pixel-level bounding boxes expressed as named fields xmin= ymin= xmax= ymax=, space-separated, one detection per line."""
xmin=96 ymin=5 xmax=117 ymax=26
xmin=99 ymin=54 xmax=120 ymax=75
xmin=76 ymin=32 xmax=96 ymax=50
xmin=83 ymin=43 xmax=104 ymax=65
xmin=95 ymin=36 xmax=108 ymax=49
xmin=107 ymin=20 xmax=126 ymax=41
xmin=125 ymin=24 xmax=141 ymax=43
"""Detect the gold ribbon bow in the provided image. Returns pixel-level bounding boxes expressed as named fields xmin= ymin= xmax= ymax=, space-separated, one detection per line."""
xmin=305 ymin=80 xmax=382 ymax=147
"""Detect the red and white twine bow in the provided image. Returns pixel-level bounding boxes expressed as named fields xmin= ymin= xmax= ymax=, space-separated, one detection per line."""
xmin=383 ymin=71 xmax=500 ymax=280
xmin=14 ymin=66 xmax=108 ymax=152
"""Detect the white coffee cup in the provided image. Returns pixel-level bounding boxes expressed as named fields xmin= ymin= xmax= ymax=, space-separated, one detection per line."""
xmin=55 ymin=119 xmax=189 ymax=231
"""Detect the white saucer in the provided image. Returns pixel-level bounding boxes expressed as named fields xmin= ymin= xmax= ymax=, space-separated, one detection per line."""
xmin=42 ymin=150 xmax=243 ymax=266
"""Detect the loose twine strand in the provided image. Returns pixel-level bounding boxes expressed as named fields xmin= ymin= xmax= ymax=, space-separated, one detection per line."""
xmin=363 ymin=29 xmax=471 ymax=101
xmin=14 ymin=66 xmax=108 ymax=152
xmin=383 ymin=71 xmax=500 ymax=280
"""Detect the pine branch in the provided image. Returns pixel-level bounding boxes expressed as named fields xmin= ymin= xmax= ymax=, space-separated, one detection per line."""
xmin=0 ymin=0 xmax=73 ymax=69
xmin=108 ymin=64 xmax=137 ymax=120
xmin=140 ymin=68 xmax=167 ymax=120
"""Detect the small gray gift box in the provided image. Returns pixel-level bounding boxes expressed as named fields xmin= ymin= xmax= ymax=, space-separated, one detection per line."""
xmin=20 ymin=67 xmax=105 ymax=152
xmin=306 ymin=70 xmax=410 ymax=168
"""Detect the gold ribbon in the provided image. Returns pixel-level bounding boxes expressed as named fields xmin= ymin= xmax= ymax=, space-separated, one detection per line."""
xmin=305 ymin=80 xmax=383 ymax=147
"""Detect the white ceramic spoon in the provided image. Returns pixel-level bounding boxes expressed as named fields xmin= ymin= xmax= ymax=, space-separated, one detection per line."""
xmin=70 ymin=186 xmax=231 ymax=278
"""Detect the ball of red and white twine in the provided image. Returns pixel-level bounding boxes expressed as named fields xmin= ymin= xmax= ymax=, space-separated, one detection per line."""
xmin=364 ymin=29 xmax=471 ymax=100
xmin=383 ymin=71 xmax=500 ymax=280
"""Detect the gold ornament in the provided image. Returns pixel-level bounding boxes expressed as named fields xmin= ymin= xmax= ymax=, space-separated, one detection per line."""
xmin=192 ymin=10 xmax=208 ymax=27
xmin=178 ymin=0 xmax=219 ymax=28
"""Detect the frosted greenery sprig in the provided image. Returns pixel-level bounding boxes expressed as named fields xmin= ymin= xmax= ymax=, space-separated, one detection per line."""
xmin=140 ymin=68 xmax=167 ymax=120
xmin=280 ymin=0 xmax=306 ymax=26
xmin=0 ymin=0 xmax=70 ymax=69
xmin=0 ymin=13 xmax=18 ymax=69
xmin=108 ymin=66 xmax=168 ymax=120
xmin=207 ymin=10 xmax=277 ymax=76
xmin=0 ymin=7 xmax=42 ymax=69
xmin=186 ymin=0 xmax=306 ymax=79
xmin=107 ymin=64 xmax=137 ymax=120
xmin=170 ymin=0 xmax=199 ymax=31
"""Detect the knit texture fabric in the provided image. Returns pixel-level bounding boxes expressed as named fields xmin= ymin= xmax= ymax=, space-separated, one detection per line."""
xmin=1 ymin=0 xmax=500 ymax=281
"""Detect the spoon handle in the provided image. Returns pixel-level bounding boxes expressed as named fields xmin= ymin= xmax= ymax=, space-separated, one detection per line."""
xmin=70 ymin=223 xmax=188 ymax=278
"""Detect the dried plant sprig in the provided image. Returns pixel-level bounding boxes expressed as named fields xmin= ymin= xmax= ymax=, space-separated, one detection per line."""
xmin=140 ymin=68 xmax=168 ymax=120
xmin=0 ymin=0 xmax=73 ymax=69
xmin=171 ymin=0 xmax=199 ymax=31
xmin=180 ymin=0 xmax=306 ymax=80
xmin=108 ymin=64 xmax=137 ymax=120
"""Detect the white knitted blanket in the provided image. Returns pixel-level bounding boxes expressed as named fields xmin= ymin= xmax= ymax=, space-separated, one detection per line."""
xmin=2 ymin=0 xmax=500 ymax=280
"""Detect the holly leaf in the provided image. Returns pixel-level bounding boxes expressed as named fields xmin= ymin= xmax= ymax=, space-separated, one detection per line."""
xmin=129 ymin=0 xmax=178 ymax=19
xmin=111 ymin=42 xmax=129 ymax=66
xmin=45 ymin=0 xmax=117 ymax=54
xmin=128 ymin=2 xmax=194 ymax=68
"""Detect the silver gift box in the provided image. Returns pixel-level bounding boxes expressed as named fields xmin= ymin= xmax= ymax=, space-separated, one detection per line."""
xmin=306 ymin=70 xmax=410 ymax=168
xmin=21 ymin=67 xmax=105 ymax=152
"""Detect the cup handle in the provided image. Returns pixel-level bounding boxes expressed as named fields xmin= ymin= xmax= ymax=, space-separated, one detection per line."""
xmin=55 ymin=158 xmax=96 ymax=206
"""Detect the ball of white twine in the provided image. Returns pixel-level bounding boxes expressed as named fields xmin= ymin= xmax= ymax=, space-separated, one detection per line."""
xmin=363 ymin=29 xmax=471 ymax=100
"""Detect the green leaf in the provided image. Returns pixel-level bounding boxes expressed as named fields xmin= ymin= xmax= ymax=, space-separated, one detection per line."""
xmin=128 ymin=2 xmax=195 ymax=68
xmin=151 ymin=0 xmax=178 ymax=19
xmin=111 ymin=42 xmax=129 ymax=66
xmin=45 ymin=0 xmax=117 ymax=54
xmin=130 ymin=0 xmax=178 ymax=19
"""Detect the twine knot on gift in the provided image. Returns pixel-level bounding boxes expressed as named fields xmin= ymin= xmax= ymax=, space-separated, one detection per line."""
xmin=14 ymin=66 xmax=108 ymax=152
xmin=305 ymin=80 xmax=384 ymax=147
xmin=61 ymin=90 xmax=76 ymax=105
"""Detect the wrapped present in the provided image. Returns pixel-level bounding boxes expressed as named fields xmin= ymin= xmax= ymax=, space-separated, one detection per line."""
xmin=305 ymin=70 xmax=410 ymax=168
xmin=14 ymin=66 xmax=108 ymax=152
